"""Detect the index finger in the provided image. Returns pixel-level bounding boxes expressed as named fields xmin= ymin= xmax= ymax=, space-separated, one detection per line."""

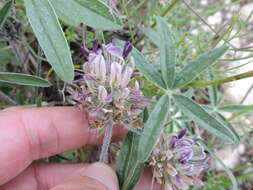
xmin=0 ymin=106 xmax=126 ymax=185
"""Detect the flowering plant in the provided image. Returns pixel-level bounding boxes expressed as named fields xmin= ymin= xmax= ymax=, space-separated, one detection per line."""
xmin=66 ymin=39 xmax=150 ymax=162
xmin=150 ymin=129 xmax=209 ymax=189
xmin=4 ymin=0 xmax=245 ymax=189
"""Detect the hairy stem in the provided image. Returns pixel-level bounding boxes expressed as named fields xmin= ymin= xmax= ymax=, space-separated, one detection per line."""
xmin=99 ymin=119 xmax=114 ymax=163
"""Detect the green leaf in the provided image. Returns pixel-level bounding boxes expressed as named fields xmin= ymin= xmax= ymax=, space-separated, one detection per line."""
xmin=131 ymin=47 xmax=166 ymax=89
xmin=157 ymin=16 xmax=176 ymax=89
xmin=138 ymin=94 xmax=170 ymax=162
xmin=25 ymin=0 xmax=74 ymax=82
xmin=173 ymin=45 xmax=229 ymax=89
xmin=116 ymin=132 xmax=133 ymax=186
xmin=173 ymin=94 xmax=240 ymax=144
xmin=0 ymin=0 xmax=12 ymax=29
xmin=122 ymin=162 xmax=144 ymax=190
xmin=116 ymin=132 xmax=144 ymax=190
xmin=141 ymin=27 xmax=160 ymax=47
xmin=0 ymin=72 xmax=51 ymax=87
xmin=208 ymin=71 xmax=219 ymax=106
xmin=50 ymin=0 xmax=122 ymax=30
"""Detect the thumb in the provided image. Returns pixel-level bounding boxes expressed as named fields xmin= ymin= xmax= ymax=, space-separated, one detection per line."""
xmin=50 ymin=163 xmax=119 ymax=190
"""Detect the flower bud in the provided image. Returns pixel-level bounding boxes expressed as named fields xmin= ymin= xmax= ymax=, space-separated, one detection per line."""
xmin=121 ymin=66 xmax=133 ymax=87
xmin=102 ymin=43 xmax=123 ymax=60
xmin=134 ymin=81 xmax=140 ymax=90
xmin=110 ymin=62 xmax=122 ymax=86
xmin=88 ymin=51 xmax=103 ymax=74
xmin=123 ymin=41 xmax=133 ymax=58
xmin=178 ymin=128 xmax=189 ymax=139
xmin=98 ymin=86 xmax=108 ymax=103
xmin=120 ymin=88 xmax=130 ymax=99
xmin=94 ymin=55 xmax=106 ymax=81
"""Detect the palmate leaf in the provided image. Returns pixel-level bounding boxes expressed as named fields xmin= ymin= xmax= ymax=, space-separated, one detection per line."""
xmin=0 ymin=72 xmax=51 ymax=87
xmin=173 ymin=45 xmax=229 ymax=89
xmin=141 ymin=17 xmax=176 ymax=89
xmin=173 ymin=94 xmax=240 ymax=144
xmin=137 ymin=94 xmax=170 ymax=162
xmin=140 ymin=27 xmax=160 ymax=47
xmin=25 ymin=0 xmax=74 ymax=82
xmin=131 ymin=47 xmax=166 ymax=89
xmin=50 ymin=0 xmax=122 ymax=30
xmin=156 ymin=16 xmax=176 ymax=89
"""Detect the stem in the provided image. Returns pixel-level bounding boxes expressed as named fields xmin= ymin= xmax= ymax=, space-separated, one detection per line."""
xmin=99 ymin=119 xmax=114 ymax=163
xmin=240 ymin=83 xmax=253 ymax=104
xmin=188 ymin=71 xmax=253 ymax=87
xmin=121 ymin=0 xmax=134 ymax=42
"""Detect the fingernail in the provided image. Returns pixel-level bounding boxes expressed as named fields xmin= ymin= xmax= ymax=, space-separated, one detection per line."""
xmin=80 ymin=162 xmax=119 ymax=190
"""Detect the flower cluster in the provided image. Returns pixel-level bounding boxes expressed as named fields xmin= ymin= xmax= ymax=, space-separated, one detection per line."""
xmin=149 ymin=129 xmax=209 ymax=190
xmin=66 ymin=39 xmax=150 ymax=132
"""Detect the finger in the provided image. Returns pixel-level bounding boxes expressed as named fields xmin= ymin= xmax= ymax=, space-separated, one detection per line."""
xmin=0 ymin=107 xmax=127 ymax=185
xmin=1 ymin=163 xmax=84 ymax=190
xmin=1 ymin=163 xmax=119 ymax=190
xmin=51 ymin=163 xmax=119 ymax=190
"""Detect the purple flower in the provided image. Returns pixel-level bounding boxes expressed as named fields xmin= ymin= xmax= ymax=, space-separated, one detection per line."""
xmin=176 ymin=175 xmax=184 ymax=184
xmin=92 ymin=40 xmax=99 ymax=53
xmin=149 ymin=130 xmax=209 ymax=189
xmin=171 ymin=135 xmax=178 ymax=147
xmin=123 ymin=41 xmax=133 ymax=58
xmin=66 ymin=38 xmax=150 ymax=134
xmin=98 ymin=86 xmax=108 ymax=103
xmin=110 ymin=62 xmax=122 ymax=86
xmin=103 ymin=43 xmax=123 ymax=60
xmin=121 ymin=66 xmax=133 ymax=87
xmin=178 ymin=128 xmax=188 ymax=139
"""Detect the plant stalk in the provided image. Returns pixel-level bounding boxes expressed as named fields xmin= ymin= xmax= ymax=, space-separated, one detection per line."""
xmin=188 ymin=71 xmax=253 ymax=87
xmin=99 ymin=119 xmax=114 ymax=163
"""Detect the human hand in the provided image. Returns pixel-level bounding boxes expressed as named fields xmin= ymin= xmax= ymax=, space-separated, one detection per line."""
xmin=0 ymin=107 xmax=159 ymax=190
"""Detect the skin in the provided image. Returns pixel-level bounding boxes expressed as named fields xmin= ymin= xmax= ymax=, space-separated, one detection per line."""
xmin=0 ymin=107 xmax=160 ymax=190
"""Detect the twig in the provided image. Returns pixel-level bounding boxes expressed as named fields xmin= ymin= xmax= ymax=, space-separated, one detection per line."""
xmin=0 ymin=91 xmax=16 ymax=105
xmin=99 ymin=119 xmax=114 ymax=163
xmin=240 ymin=83 xmax=253 ymax=104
